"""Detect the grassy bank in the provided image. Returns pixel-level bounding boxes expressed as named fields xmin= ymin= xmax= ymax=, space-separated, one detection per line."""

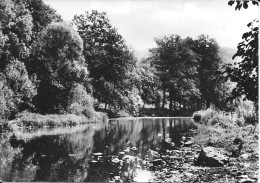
xmin=193 ymin=108 xmax=258 ymax=160
xmin=8 ymin=111 xmax=108 ymax=129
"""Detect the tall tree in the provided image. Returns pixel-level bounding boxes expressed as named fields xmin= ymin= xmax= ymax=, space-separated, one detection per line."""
xmin=129 ymin=58 xmax=159 ymax=109
xmin=150 ymin=34 xmax=199 ymax=114
xmin=0 ymin=0 xmax=33 ymax=70
xmin=73 ymin=10 xmax=136 ymax=110
xmin=15 ymin=0 xmax=62 ymax=34
xmin=0 ymin=59 xmax=37 ymax=119
xmin=31 ymin=22 xmax=91 ymax=114
xmin=191 ymin=35 xmax=223 ymax=108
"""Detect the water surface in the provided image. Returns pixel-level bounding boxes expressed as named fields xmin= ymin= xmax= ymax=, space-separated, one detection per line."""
xmin=0 ymin=117 xmax=195 ymax=182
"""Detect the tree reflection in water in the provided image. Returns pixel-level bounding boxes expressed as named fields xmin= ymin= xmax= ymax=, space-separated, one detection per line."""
xmin=0 ymin=117 xmax=195 ymax=182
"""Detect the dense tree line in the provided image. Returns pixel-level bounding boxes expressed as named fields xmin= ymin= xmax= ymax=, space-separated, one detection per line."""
xmin=0 ymin=0 xmax=255 ymax=120
xmin=0 ymin=0 xmax=94 ymax=119
xmin=134 ymin=34 xmax=233 ymax=116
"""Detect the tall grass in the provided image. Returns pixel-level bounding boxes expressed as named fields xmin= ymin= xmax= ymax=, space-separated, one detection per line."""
xmin=192 ymin=109 xmax=258 ymax=155
xmin=193 ymin=108 xmax=237 ymax=128
xmin=10 ymin=111 xmax=107 ymax=128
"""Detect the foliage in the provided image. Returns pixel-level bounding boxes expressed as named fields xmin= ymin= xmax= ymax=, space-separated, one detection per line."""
xmin=114 ymin=110 xmax=132 ymax=118
xmin=150 ymin=35 xmax=199 ymax=112
xmin=130 ymin=58 xmax=159 ymax=108
xmin=0 ymin=0 xmax=33 ymax=69
xmin=226 ymin=0 xmax=259 ymax=104
xmin=73 ymin=10 xmax=136 ymax=110
xmin=0 ymin=0 xmax=62 ymax=119
xmin=0 ymin=0 xmax=254 ymax=121
xmin=140 ymin=108 xmax=171 ymax=117
xmin=31 ymin=22 xmax=91 ymax=114
xmin=193 ymin=122 xmax=258 ymax=156
xmin=147 ymin=34 xmax=227 ymax=114
xmin=225 ymin=20 xmax=258 ymax=103
xmin=191 ymin=35 xmax=225 ymax=109
xmin=13 ymin=111 xmax=97 ymax=128
xmin=67 ymin=84 xmax=95 ymax=119
xmin=0 ymin=60 xmax=37 ymax=120
xmin=0 ymin=78 xmax=14 ymax=120
xmin=4 ymin=59 xmax=37 ymax=109
xmin=16 ymin=0 xmax=62 ymax=34
xmin=193 ymin=109 xmax=236 ymax=128
xmin=228 ymin=0 xmax=259 ymax=10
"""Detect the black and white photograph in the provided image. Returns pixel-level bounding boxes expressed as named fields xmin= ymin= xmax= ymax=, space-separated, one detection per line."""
xmin=0 ymin=0 xmax=258 ymax=182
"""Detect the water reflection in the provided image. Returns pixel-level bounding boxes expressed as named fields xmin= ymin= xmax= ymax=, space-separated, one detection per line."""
xmin=0 ymin=117 xmax=195 ymax=182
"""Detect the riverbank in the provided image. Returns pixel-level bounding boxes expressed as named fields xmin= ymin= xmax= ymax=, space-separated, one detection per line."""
xmin=147 ymin=111 xmax=259 ymax=182
xmin=4 ymin=111 xmax=107 ymax=132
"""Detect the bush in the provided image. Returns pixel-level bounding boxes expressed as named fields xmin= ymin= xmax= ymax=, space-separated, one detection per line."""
xmin=67 ymin=84 xmax=95 ymax=119
xmin=193 ymin=109 xmax=235 ymax=128
xmin=193 ymin=109 xmax=215 ymax=124
xmin=93 ymin=111 xmax=108 ymax=122
xmin=115 ymin=110 xmax=132 ymax=118
xmin=12 ymin=111 xmax=97 ymax=128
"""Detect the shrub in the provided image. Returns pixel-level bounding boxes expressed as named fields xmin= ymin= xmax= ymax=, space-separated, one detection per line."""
xmin=67 ymin=84 xmax=95 ymax=119
xmin=193 ymin=109 xmax=215 ymax=125
xmin=193 ymin=109 xmax=236 ymax=128
xmin=0 ymin=80 xmax=15 ymax=120
xmin=13 ymin=111 xmax=97 ymax=128
xmin=115 ymin=110 xmax=132 ymax=118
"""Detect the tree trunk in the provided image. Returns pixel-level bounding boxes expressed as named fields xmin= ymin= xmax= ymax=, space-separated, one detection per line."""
xmin=206 ymin=99 xmax=211 ymax=109
xmin=169 ymin=91 xmax=173 ymax=116
xmin=174 ymin=97 xmax=176 ymax=111
xmin=162 ymin=87 xmax=166 ymax=109
xmin=105 ymin=101 xmax=108 ymax=111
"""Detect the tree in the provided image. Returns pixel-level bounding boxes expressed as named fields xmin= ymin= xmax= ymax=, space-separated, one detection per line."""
xmin=226 ymin=0 xmax=259 ymax=104
xmin=67 ymin=84 xmax=95 ymax=119
xmin=15 ymin=0 xmax=62 ymax=34
xmin=0 ymin=0 xmax=33 ymax=70
xmin=149 ymin=34 xmax=199 ymax=114
xmin=0 ymin=75 xmax=15 ymax=119
xmin=191 ymin=35 xmax=223 ymax=109
xmin=0 ymin=59 xmax=37 ymax=119
xmin=73 ymin=10 xmax=136 ymax=110
xmin=129 ymin=58 xmax=159 ymax=109
xmin=0 ymin=0 xmax=62 ymax=70
xmin=0 ymin=0 xmax=69 ymax=118
xmin=31 ymin=22 xmax=91 ymax=114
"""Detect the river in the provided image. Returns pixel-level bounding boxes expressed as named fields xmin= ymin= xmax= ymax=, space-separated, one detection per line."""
xmin=0 ymin=117 xmax=195 ymax=182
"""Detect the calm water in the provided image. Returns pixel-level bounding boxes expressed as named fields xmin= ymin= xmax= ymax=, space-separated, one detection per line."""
xmin=0 ymin=117 xmax=195 ymax=182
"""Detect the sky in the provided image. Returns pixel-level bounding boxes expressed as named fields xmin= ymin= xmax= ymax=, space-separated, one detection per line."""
xmin=44 ymin=0 xmax=258 ymax=59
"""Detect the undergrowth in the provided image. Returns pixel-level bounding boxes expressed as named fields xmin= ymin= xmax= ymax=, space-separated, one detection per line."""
xmin=9 ymin=111 xmax=107 ymax=128
xmin=193 ymin=109 xmax=258 ymax=156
